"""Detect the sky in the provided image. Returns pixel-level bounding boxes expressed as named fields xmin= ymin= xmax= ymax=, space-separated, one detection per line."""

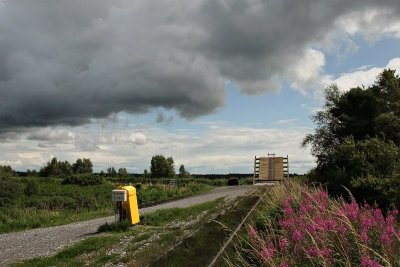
xmin=1 ymin=0 xmax=400 ymax=174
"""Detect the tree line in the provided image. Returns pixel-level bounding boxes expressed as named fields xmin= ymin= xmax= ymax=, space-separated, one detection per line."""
xmin=3 ymin=154 xmax=191 ymax=179
xmin=303 ymin=69 xmax=400 ymax=209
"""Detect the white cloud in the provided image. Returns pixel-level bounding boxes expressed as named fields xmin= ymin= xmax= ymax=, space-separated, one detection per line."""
xmin=0 ymin=122 xmax=314 ymax=174
xmin=332 ymin=58 xmax=400 ymax=91
xmin=288 ymin=48 xmax=332 ymax=94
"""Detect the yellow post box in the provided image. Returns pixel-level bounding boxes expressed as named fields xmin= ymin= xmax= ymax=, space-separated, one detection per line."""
xmin=112 ymin=185 xmax=140 ymax=225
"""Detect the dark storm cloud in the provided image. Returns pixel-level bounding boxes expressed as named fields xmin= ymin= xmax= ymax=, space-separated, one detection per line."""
xmin=0 ymin=0 xmax=399 ymax=132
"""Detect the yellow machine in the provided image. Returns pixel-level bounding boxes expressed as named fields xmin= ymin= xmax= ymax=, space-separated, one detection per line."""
xmin=112 ymin=185 xmax=140 ymax=225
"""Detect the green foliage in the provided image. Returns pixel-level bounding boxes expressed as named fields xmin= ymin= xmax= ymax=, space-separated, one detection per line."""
xmin=303 ymin=69 xmax=400 ymax=208
xmin=138 ymin=183 xmax=212 ymax=206
xmin=39 ymin=157 xmax=93 ymax=177
xmin=178 ymin=164 xmax=190 ymax=178
xmin=150 ymin=155 xmax=175 ymax=178
xmin=118 ymin=167 xmax=129 ymax=177
xmin=72 ymin=158 xmax=93 ymax=174
xmin=0 ymin=165 xmax=16 ymax=175
xmin=24 ymin=179 xmax=40 ymax=196
xmin=39 ymin=157 xmax=72 ymax=177
xmin=351 ymin=175 xmax=400 ymax=209
xmin=62 ymin=174 xmax=104 ymax=186
xmin=0 ymin=172 xmax=22 ymax=207
xmin=107 ymin=166 xmax=118 ymax=177
xmin=97 ymin=220 xmax=130 ymax=233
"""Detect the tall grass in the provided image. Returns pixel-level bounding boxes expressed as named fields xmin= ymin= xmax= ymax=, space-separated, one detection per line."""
xmin=232 ymin=181 xmax=400 ymax=266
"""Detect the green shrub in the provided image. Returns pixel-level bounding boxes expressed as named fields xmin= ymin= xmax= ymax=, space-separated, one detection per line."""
xmin=0 ymin=174 xmax=22 ymax=207
xmin=24 ymin=179 xmax=40 ymax=196
xmin=62 ymin=174 xmax=103 ymax=186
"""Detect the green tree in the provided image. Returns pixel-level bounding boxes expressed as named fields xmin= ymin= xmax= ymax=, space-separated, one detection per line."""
xmin=150 ymin=155 xmax=175 ymax=178
xmin=178 ymin=164 xmax=190 ymax=178
xmin=303 ymin=69 xmax=400 ymax=208
xmin=118 ymin=168 xmax=129 ymax=177
xmin=166 ymin=157 xmax=175 ymax=177
xmin=143 ymin=169 xmax=150 ymax=178
xmin=72 ymin=158 xmax=93 ymax=174
xmin=39 ymin=158 xmax=73 ymax=177
xmin=302 ymin=69 xmax=400 ymax=163
xmin=107 ymin=166 xmax=118 ymax=177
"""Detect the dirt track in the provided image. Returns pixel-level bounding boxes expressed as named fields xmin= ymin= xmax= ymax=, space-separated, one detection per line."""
xmin=0 ymin=185 xmax=255 ymax=266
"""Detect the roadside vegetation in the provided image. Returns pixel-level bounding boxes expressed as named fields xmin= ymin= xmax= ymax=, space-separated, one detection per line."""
xmin=0 ymin=170 xmax=213 ymax=233
xmin=227 ymin=181 xmax=400 ymax=266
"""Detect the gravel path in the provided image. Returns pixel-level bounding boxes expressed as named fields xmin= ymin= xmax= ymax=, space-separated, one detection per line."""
xmin=0 ymin=185 xmax=255 ymax=266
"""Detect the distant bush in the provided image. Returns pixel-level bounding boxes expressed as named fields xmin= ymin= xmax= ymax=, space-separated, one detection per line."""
xmin=25 ymin=196 xmax=79 ymax=210
xmin=24 ymin=179 xmax=40 ymax=196
xmin=227 ymin=178 xmax=239 ymax=186
xmin=0 ymin=172 xmax=22 ymax=207
xmin=62 ymin=174 xmax=103 ymax=186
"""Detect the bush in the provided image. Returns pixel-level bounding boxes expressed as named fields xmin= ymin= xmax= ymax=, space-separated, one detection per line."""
xmin=0 ymin=174 xmax=22 ymax=207
xmin=351 ymin=174 xmax=400 ymax=210
xmin=24 ymin=179 xmax=40 ymax=196
xmin=227 ymin=178 xmax=239 ymax=186
xmin=62 ymin=174 xmax=103 ymax=186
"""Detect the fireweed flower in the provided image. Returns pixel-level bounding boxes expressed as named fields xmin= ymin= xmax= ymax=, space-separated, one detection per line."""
xmin=278 ymin=237 xmax=289 ymax=250
xmin=360 ymin=257 xmax=382 ymax=267
xmin=246 ymin=188 xmax=399 ymax=266
xmin=260 ymin=246 xmax=276 ymax=261
xmin=292 ymin=230 xmax=302 ymax=242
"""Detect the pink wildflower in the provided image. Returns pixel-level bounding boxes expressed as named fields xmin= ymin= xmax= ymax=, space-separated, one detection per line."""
xmin=315 ymin=190 xmax=329 ymax=209
xmin=260 ymin=247 xmax=275 ymax=261
xmin=360 ymin=258 xmax=382 ymax=267
xmin=247 ymin=225 xmax=260 ymax=248
xmin=380 ymin=233 xmax=391 ymax=246
xmin=340 ymin=199 xmax=359 ymax=220
xmin=278 ymin=237 xmax=289 ymax=250
xmin=320 ymin=247 xmax=331 ymax=258
xmin=372 ymin=208 xmax=384 ymax=224
xmin=248 ymin=225 xmax=258 ymax=240
xmin=292 ymin=230 xmax=302 ymax=242
xmin=306 ymin=247 xmax=319 ymax=258
xmin=280 ymin=263 xmax=289 ymax=267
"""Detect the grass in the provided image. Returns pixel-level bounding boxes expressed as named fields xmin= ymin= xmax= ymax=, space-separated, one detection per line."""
xmin=147 ymin=191 xmax=263 ymax=267
xmin=140 ymin=197 xmax=225 ymax=226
